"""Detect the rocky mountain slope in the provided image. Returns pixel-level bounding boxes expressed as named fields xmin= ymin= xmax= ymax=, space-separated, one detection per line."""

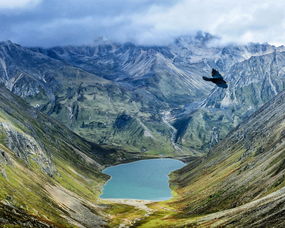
xmin=0 ymin=40 xmax=182 ymax=156
xmin=0 ymin=33 xmax=284 ymax=155
xmin=135 ymin=84 xmax=285 ymax=227
xmin=36 ymin=33 xmax=281 ymax=107
xmin=174 ymin=50 xmax=285 ymax=151
xmin=0 ymin=85 xmax=136 ymax=227
xmin=27 ymin=33 xmax=285 ymax=154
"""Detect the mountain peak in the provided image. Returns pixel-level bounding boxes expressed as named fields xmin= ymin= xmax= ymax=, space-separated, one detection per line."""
xmin=2 ymin=40 xmax=13 ymax=44
xmin=0 ymin=40 xmax=23 ymax=51
xmin=93 ymin=36 xmax=113 ymax=46
xmin=0 ymin=40 xmax=13 ymax=47
xmin=194 ymin=31 xmax=217 ymax=43
xmin=175 ymin=31 xmax=218 ymax=46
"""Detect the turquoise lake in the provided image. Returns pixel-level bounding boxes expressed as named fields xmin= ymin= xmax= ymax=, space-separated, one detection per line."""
xmin=100 ymin=158 xmax=185 ymax=201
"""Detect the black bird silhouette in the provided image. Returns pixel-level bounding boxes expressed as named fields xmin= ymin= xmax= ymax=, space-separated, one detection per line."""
xmin=203 ymin=69 xmax=228 ymax=88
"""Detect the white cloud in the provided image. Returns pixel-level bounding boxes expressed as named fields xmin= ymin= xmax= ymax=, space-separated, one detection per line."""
xmin=1 ymin=0 xmax=285 ymax=46
xmin=0 ymin=0 xmax=41 ymax=9
xmin=131 ymin=0 xmax=285 ymax=46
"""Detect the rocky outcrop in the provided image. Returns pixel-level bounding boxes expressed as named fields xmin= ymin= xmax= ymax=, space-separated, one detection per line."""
xmin=0 ymin=203 xmax=55 ymax=228
xmin=0 ymin=122 xmax=55 ymax=176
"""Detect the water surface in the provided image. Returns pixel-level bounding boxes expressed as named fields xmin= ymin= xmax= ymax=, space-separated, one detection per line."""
xmin=100 ymin=158 xmax=185 ymax=201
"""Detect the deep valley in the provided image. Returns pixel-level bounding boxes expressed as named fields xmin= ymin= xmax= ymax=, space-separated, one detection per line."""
xmin=1 ymin=32 xmax=285 ymax=227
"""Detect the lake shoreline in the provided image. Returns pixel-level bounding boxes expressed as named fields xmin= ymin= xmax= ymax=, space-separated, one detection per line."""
xmin=101 ymin=154 xmax=197 ymax=170
xmin=100 ymin=158 xmax=185 ymax=200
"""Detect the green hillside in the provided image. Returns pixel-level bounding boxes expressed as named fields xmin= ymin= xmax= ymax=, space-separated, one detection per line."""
xmin=0 ymin=85 xmax=138 ymax=227
xmin=134 ymin=87 xmax=285 ymax=227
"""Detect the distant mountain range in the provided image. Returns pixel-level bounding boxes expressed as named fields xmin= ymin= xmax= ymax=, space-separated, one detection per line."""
xmin=1 ymin=32 xmax=285 ymax=156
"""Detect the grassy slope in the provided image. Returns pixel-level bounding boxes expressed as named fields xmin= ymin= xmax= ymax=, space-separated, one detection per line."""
xmin=0 ymin=86 xmax=143 ymax=227
xmin=133 ymin=89 xmax=285 ymax=227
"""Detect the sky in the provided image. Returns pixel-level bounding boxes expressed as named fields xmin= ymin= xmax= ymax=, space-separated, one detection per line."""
xmin=0 ymin=0 xmax=285 ymax=47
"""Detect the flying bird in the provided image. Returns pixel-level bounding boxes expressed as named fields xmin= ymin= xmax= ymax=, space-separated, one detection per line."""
xmin=203 ymin=69 xmax=228 ymax=88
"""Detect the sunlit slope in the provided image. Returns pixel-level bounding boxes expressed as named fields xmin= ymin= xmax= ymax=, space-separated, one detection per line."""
xmin=173 ymin=88 xmax=285 ymax=226
xmin=136 ymin=88 xmax=285 ymax=227
xmin=0 ymin=86 xmax=126 ymax=227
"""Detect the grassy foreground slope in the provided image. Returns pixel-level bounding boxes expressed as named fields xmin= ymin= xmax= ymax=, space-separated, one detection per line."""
xmin=135 ymin=88 xmax=285 ymax=227
xmin=0 ymin=85 xmax=139 ymax=227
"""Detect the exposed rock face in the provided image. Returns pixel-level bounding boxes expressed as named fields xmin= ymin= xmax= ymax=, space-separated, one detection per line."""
xmin=0 ymin=34 xmax=285 ymax=155
xmin=0 ymin=41 xmax=60 ymax=98
xmin=0 ymin=122 xmax=55 ymax=176
xmin=176 ymin=51 xmax=285 ymax=151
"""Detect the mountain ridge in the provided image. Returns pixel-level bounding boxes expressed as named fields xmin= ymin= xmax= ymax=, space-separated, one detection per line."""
xmin=1 ymin=33 xmax=285 ymax=155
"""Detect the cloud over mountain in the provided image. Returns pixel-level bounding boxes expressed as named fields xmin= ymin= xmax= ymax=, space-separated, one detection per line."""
xmin=0 ymin=0 xmax=284 ymax=46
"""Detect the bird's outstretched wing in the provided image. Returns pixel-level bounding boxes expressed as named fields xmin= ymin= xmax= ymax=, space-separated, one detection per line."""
xmin=211 ymin=69 xmax=223 ymax=79
xmin=202 ymin=76 xmax=212 ymax=81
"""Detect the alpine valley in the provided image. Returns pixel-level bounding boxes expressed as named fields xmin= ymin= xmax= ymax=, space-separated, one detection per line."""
xmin=1 ymin=32 xmax=285 ymax=227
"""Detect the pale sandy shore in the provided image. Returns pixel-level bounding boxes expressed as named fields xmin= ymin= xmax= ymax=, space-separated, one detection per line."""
xmin=101 ymin=198 xmax=154 ymax=211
